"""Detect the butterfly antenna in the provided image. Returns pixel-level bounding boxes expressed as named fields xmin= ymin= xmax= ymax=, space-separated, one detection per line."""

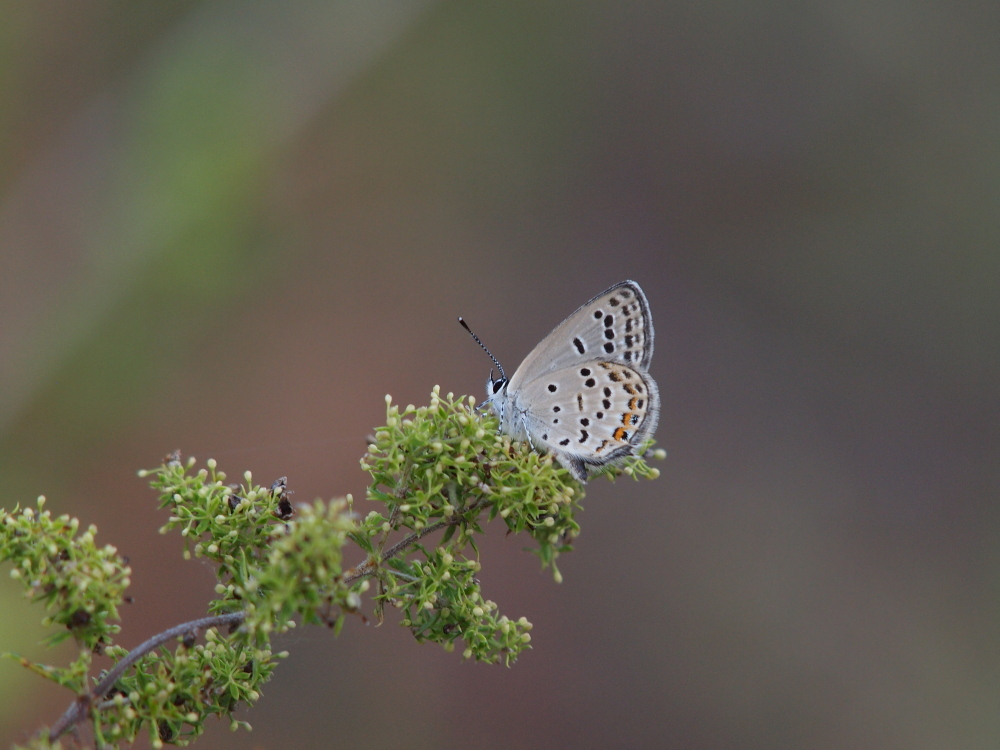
xmin=458 ymin=317 xmax=506 ymax=380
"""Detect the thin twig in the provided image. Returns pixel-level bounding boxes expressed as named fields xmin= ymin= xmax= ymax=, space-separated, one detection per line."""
xmin=48 ymin=611 xmax=245 ymax=741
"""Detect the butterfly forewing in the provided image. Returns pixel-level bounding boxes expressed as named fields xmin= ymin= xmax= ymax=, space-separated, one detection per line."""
xmin=507 ymin=280 xmax=654 ymax=391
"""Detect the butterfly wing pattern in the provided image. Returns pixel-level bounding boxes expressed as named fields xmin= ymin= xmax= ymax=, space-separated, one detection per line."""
xmin=488 ymin=281 xmax=660 ymax=483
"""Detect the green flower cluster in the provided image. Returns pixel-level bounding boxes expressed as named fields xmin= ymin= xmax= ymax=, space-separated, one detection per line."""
xmin=148 ymin=453 xmax=298 ymax=611
xmin=244 ymin=498 xmax=357 ymax=638
xmin=360 ymin=388 xmax=583 ymax=570
xmin=1 ymin=497 xmax=132 ymax=739
xmin=1 ymin=496 xmax=131 ymax=652
xmin=353 ymin=386 xmax=661 ymax=662
xmin=91 ymin=630 xmax=279 ymax=747
xmin=388 ymin=546 xmax=533 ymax=665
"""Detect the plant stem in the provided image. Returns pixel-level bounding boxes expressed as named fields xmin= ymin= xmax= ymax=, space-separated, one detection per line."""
xmin=48 ymin=612 xmax=244 ymax=741
xmin=345 ymin=496 xmax=490 ymax=580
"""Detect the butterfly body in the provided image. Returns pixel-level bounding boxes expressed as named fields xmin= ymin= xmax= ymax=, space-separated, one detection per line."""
xmin=482 ymin=280 xmax=659 ymax=483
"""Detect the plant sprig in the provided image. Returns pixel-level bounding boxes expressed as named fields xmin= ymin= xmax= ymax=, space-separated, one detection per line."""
xmin=2 ymin=388 xmax=663 ymax=748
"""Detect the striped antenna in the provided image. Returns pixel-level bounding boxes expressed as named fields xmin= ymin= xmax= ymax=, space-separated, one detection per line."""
xmin=458 ymin=317 xmax=505 ymax=381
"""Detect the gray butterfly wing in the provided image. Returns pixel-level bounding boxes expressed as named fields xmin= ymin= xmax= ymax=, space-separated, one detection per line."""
xmin=506 ymin=280 xmax=654 ymax=392
xmin=518 ymin=361 xmax=660 ymax=481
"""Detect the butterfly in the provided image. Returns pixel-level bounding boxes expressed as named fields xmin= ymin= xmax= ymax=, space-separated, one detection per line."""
xmin=461 ymin=280 xmax=659 ymax=483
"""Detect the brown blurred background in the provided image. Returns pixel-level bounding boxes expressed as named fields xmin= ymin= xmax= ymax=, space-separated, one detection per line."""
xmin=1 ymin=2 xmax=998 ymax=748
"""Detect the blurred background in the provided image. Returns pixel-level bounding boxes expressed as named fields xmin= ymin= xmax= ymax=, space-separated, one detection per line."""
xmin=1 ymin=1 xmax=998 ymax=748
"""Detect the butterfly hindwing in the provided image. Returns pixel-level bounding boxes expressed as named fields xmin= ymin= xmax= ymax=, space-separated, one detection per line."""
xmin=519 ymin=361 xmax=660 ymax=477
xmin=507 ymin=280 xmax=654 ymax=391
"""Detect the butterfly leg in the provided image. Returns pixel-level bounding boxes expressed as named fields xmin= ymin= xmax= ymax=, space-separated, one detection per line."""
xmin=521 ymin=414 xmax=537 ymax=451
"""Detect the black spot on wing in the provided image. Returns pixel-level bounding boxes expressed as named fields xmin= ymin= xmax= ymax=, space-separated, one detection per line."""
xmin=573 ymin=337 xmax=585 ymax=353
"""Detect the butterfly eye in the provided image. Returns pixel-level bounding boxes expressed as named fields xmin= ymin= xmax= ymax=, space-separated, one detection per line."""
xmin=492 ymin=379 xmax=506 ymax=394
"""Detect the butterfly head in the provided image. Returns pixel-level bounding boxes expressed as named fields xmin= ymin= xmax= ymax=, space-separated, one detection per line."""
xmin=486 ymin=369 xmax=508 ymax=399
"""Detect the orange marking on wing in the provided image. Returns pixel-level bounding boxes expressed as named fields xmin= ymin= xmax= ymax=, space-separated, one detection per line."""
xmin=623 ymin=383 xmax=636 ymax=395
xmin=628 ymin=397 xmax=638 ymax=410
xmin=613 ymin=426 xmax=629 ymax=441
